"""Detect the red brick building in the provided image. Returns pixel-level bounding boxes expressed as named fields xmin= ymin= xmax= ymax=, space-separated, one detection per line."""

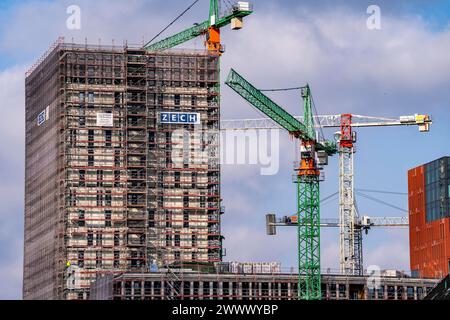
xmin=408 ymin=157 xmax=450 ymax=279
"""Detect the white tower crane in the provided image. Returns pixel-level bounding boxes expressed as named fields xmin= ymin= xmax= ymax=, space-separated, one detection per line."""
xmin=220 ymin=114 xmax=432 ymax=275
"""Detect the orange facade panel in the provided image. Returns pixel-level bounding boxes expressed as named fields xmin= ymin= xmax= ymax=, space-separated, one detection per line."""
xmin=409 ymin=165 xmax=450 ymax=278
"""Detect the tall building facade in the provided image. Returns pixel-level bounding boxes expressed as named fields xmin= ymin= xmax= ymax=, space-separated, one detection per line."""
xmin=408 ymin=156 xmax=450 ymax=279
xmin=24 ymin=39 xmax=222 ymax=300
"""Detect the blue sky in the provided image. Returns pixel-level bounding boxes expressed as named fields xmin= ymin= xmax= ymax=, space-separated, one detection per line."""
xmin=0 ymin=0 xmax=450 ymax=299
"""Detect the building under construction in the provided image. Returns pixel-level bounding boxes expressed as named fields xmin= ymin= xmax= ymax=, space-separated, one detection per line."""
xmin=24 ymin=38 xmax=222 ymax=300
xmin=89 ymin=270 xmax=439 ymax=300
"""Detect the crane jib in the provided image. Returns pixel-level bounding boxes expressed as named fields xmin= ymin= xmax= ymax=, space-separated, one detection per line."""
xmin=225 ymin=68 xmax=337 ymax=155
xmin=145 ymin=9 xmax=253 ymax=52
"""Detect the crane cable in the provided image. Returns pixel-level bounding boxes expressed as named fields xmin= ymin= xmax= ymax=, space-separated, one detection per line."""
xmin=259 ymin=86 xmax=306 ymax=92
xmin=310 ymin=92 xmax=326 ymax=143
xmin=321 ymin=191 xmax=339 ymax=207
xmin=144 ymin=0 xmax=201 ymax=47
xmin=258 ymin=86 xmax=327 ymax=142
xmin=222 ymin=0 xmax=236 ymax=15
xmin=356 ymin=191 xmax=408 ymax=213
xmin=321 ymin=191 xmax=339 ymax=203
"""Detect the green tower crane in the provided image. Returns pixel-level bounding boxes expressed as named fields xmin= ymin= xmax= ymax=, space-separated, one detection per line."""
xmin=225 ymin=69 xmax=337 ymax=300
xmin=144 ymin=0 xmax=253 ymax=54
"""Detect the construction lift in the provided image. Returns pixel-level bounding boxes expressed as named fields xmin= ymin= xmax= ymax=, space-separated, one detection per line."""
xmin=225 ymin=68 xmax=337 ymax=300
xmin=221 ymin=113 xmax=432 ymax=276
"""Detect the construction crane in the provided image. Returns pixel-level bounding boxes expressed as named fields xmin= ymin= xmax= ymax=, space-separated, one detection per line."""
xmin=225 ymin=68 xmax=337 ymax=300
xmin=145 ymin=0 xmax=253 ymax=54
xmin=265 ymin=214 xmax=409 ymax=235
xmin=221 ymin=113 xmax=432 ymax=276
xmin=265 ymin=213 xmax=408 ymax=274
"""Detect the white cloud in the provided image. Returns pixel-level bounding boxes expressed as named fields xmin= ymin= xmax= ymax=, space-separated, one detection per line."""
xmin=363 ymin=229 xmax=410 ymax=272
xmin=0 ymin=237 xmax=23 ymax=300
xmin=0 ymin=66 xmax=25 ymax=150
xmin=0 ymin=66 xmax=25 ymax=300
xmin=221 ymin=8 xmax=450 ymax=116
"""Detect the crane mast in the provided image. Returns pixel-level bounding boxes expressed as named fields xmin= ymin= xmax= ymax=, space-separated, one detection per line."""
xmin=225 ymin=68 xmax=337 ymax=300
xmin=338 ymin=114 xmax=361 ymax=275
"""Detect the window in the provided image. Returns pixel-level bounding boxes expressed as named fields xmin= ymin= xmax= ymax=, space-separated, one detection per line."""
xmin=191 ymin=95 xmax=197 ymax=106
xmin=105 ymin=190 xmax=112 ymax=206
xmin=174 ymin=251 xmax=180 ymax=261
xmin=87 ymin=232 xmax=93 ymax=246
xmin=88 ymin=66 xmax=94 ymax=77
xmin=88 ymin=130 xmax=94 ymax=142
xmin=165 ymin=211 xmax=172 ymax=228
xmin=183 ymin=211 xmax=189 ymax=228
xmin=175 ymin=171 xmax=181 ymax=188
xmin=174 ymin=94 xmax=181 ymax=106
xmin=148 ymin=210 xmax=155 ymax=228
xmin=387 ymin=286 xmax=395 ymax=300
xmin=192 ymin=235 xmax=197 ymax=247
xmin=79 ymin=116 xmax=86 ymax=127
xmin=114 ymin=170 xmax=121 ymax=188
xmin=96 ymin=251 xmax=102 ymax=268
xmin=68 ymin=191 xmax=81 ymax=212
xmin=200 ymin=196 xmax=206 ymax=208
xmin=96 ymin=192 xmax=103 ymax=206
xmin=114 ymin=232 xmax=120 ymax=246
xmin=114 ymin=251 xmax=120 ymax=268
xmin=406 ymin=287 xmax=414 ymax=300
xmin=157 ymin=94 xmax=164 ymax=106
xmin=79 ymin=170 xmax=85 ymax=187
xmin=78 ymin=210 xmax=85 ymax=227
xmin=174 ymin=234 xmax=180 ymax=247
xmin=88 ymin=92 xmax=95 ymax=103
xmin=148 ymin=132 xmax=155 ymax=144
xmin=114 ymin=92 xmax=121 ymax=104
xmin=78 ymin=250 xmax=85 ymax=268
xmin=105 ymin=130 xmax=112 ymax=147
xmin=69 ymin=129 xmax=77 ymax=146
xmin=96 ymin=232 xmax=102 ymax=245
xmin=339 ymin=284 xmax=346 ymax=298
xmin=97 ymin=170 xmax=103 ymax=187
xmin=105 ymin=210 xmax=112 ymax=227
xmin=417 ymin=287 xmax=424 ymax=299
xmin=114 ymin=150 xmax=120 ymax=167
xmin=88 ymin=155 xmax=94 ymax=166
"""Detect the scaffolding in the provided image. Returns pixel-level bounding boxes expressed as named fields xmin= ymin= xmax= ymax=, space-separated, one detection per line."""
xmin=24 ymin=40 xmax=223 ymax=300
